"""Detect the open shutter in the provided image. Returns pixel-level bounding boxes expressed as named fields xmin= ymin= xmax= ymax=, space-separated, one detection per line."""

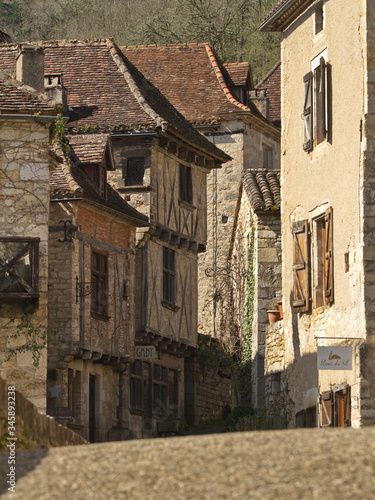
xmin=320 ymin=391 xmax=333 ymax=427
xmin=316 ymin=57 xmax=327 ymax=144
xmin=324 ymin=207 xmax=333 ymax=305
xmin=303 ymin=71 xmax=313 ymax=151
xmin=292 ymin=220 xmax=310 ymax=312
xmin=343 ymin=386 xmax=351 ymax=427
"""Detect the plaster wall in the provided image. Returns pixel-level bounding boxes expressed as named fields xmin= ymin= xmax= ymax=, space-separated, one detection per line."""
xmin=279 ymin=0 xmax=366 ymax=424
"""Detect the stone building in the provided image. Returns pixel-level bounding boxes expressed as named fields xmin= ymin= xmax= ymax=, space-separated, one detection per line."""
xmin=261 ymin=0 xmax=375 ymax=427
xmin=1 ymin=39 xmax=230 ymax=438
xmin=0 ymin=57 xmax=59 ymax=411
xmin=122 ymin=44 xmax=281 ymax=413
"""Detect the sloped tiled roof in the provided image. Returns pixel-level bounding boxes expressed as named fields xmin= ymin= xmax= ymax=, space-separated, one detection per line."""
xmin=0 ymin=39 xmax=229 ymax=162
xmin=242 ymin=169 xmax=281 ymax=212
xmin=50 ymin=139 xmax=149 ymax=226
xmin=223 ymin=62 xmax=253 ymax=88
xmin=121 ymin=43 xmax=266 ymax=126
xmin=256 ymin=62 xmax=281 ymax=127
xmin=67 ymin=134 xmax=110 ymax=165
xmin=0 ymin=70 xmax=57 ymax=113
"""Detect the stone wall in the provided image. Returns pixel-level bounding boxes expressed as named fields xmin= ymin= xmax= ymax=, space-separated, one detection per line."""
xmin=0 ymin=119 xmax=52 ymax=412
xmin=0 ymin=377 xmax=86 ymax=450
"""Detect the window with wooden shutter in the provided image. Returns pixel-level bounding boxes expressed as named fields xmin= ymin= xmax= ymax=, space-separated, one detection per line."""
xmin=313 ymin=207 xmax=333 ymax=308
xmin=315 ymin=57 xmax=327 ymax=144
xmin=303 ymin=72 xmax=313 ymax=151
xmin=292 ymin=220 xmax=310 ymax=312
xmin=335 ymin=386 xmax=351 ymax=427
xmin=320 ymin=391 xmax=333 ymax=427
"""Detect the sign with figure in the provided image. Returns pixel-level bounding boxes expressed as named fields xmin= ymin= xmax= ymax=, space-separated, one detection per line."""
xmin=317 ymin=346 xmax=352 ymax=370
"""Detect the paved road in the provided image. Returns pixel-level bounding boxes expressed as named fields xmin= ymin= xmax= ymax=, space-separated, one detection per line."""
xmin=1 ymin=427 xmax=375 ymax=499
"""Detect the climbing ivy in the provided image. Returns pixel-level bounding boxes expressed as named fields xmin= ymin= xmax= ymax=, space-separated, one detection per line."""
xmin=237 ymin=229 xmax=255 ymax=404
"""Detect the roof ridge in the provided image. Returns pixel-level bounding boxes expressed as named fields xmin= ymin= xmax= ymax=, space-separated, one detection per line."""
xmin=204 ymin=45 xmax=251 ymax=113
xmin=106 ymin=39 xmax=167 ymax=131
xmin=121 ymin=42 xmax=209 ymax=50
xmin=256 ymin=61 xmax=281 ymax=88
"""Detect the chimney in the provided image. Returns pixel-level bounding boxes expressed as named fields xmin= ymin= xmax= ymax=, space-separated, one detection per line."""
xmin=44 ymin=73 xmax=68 ymax=111
xmin=249 ymin=89 xmax=269 ymax=120
xmin=16 ymin=45 xmax=45 ymax=92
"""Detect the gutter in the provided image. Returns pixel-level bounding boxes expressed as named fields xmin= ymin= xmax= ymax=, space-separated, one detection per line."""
xmin=0 ymin=113 xmax=64 ymax=122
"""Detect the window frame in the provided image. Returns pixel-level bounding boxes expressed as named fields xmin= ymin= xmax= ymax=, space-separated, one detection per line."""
xmin=162 ymin=247 xmax=176 ymax=306
xmin=179 ymin=163 xmax=193 ymax=205
xmin=303 ymin=50 xmax=329 ymax=152
xmin=91 ymin=250 xmax=109 ymax=317
xmin=0 ymin=237 xmax=40 ymax=303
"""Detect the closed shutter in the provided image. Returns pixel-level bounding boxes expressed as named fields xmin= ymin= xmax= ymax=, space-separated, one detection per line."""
xmin=303 ymin=71 xmax=313 ymax=151
xmin=320 ymin=391 xmax=333 ymax=427
xmin=292 ymin=220 xmax=310 ymax=312
xmin=324 ymin=207 xmax=333 ymax=305
xmin=316 ymin=57 xmax=327 ymax=144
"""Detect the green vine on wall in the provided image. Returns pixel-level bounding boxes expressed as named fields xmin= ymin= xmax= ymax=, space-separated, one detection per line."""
xmin=238 ymin=229 xmax=255 ymax=403
xmin=51 ymin=113 xmax=71 ymax=160
xmin=4 ymin=305 xmax=48 ymax=367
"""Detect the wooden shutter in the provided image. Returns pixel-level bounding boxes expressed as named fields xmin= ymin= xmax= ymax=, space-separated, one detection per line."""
xmin=324 ymin=207 xmax=333 ymax=305
xmin=303 ymin=71 xmax=313 ymax=151
xmin=316 ymin=57 xmax=327 ymax=144
xmin=320 ymin=391 xmax=333 ymax=427
xmin=292 ymin=220 xmax=310 ymax=312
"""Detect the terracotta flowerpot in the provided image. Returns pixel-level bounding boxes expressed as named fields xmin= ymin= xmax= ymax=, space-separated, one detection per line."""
xmin=267 ymin=309 xmax=281 ymax=325
xmin=277 ymin=300 xmax=283 ymax=320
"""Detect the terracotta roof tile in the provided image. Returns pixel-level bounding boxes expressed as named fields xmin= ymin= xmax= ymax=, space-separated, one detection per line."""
xmin=121 ymin=43 xmax=263 ymax=126
xmin=0 ymin=70 xmax=57 ymax=113
xmin=256 ymin=62 xmax=281 ymax=127
xmin=67 ymin=134 xmax=109 ymax=164
xmin=0 ymin=39 xmax=229 ymax=162
xmin=222 ymin=62 xmax=253 ymax=88
xmin=50 ymin=140 xmax=149 ymax=226
xmin=242 ymin=169 xmax=281 ymax=212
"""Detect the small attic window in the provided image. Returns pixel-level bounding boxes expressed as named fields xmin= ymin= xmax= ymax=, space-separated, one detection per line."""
xmin=84 ymin=164 xmax=107 ymax=198
xmin=315 ymin=3 xmax=324 ymax=34
xmin=124 ymin=157 xmax=145 ymax=186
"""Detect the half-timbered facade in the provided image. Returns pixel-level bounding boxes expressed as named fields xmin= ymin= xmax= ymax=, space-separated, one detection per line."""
xmin=0 ymin=39 xmax=229 ymax=438
xmin=122 ymin=44 xmax=281 ymax=415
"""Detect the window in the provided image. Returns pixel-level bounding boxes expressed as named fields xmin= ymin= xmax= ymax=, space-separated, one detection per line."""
xmin=262 ymin=143 xmax=273 ymax=169
xmin=303 ymin=52 xmax=330 ymax=151
xmin=153 ymin=364 xmax=168 ymax=415
xmin=315 ymin=2 xmax=324 ymax=34
xmin=320 ymin=385 xmax=351 ymax=427
xmin=163 ymin=247 xmax=176 ymax=305
xmin=84 ymin=164 xmax=107 ymax=198
xmin=0 ymin=237 xmax=39 ymax=303
xmin=179 ymin=164 xmax=193 ymax=204
xmin=292 ymin=207 xmax=333 ymax=312
xmin=91 ymin=251 xmax=108 ymax=316
xmin=130 ymin=361 xmax=178 ymax=416
xmin=124 ymin=157 xmax=145 ymax=186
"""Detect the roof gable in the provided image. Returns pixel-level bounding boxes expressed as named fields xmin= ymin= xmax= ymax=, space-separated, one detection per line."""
xmin=0 ymin=39 xmax=229 ymax=162
xmin=121 ymin=43 xmax=263 ymax=126
xmin=260 ymin=0 xmax=315 ymax=32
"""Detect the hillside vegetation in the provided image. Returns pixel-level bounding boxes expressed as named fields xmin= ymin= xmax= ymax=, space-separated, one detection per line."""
xmin=1 ymin=0 xmax=280 ymax=82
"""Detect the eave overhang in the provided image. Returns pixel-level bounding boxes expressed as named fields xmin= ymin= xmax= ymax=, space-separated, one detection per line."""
xmin=259 ymin=0 xmax=315 ymax=32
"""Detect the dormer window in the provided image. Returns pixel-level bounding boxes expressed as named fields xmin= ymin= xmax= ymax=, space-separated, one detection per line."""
xmin=83 ymin=164 xmax=107 ymax=198
xmin=125 ymin=157 xmax=145 ymax=186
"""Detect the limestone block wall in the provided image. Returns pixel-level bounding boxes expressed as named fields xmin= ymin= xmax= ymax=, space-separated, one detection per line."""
xmin=0 ymin=119 xmax=52 ymax=412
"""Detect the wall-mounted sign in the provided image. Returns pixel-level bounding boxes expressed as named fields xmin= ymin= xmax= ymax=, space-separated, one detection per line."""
xmin=46 ymin=407 xmax=72 ymax=419
xmin=135 ymin=346 xmax=157 ymax=359
xmin=317 ymin=346 xmax=352 ymax=370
